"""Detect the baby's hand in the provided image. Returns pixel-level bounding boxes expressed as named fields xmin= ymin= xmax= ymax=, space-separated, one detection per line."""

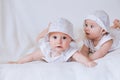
xmin=36 ymin=22 xmax=51 ymax=42
xmin=111 ymin=19 xmax=120 ymax=29
xmin=8 ymin=61 xmax=18 ymax=64
xmin=85 ymin=61 xmax=97 ymax=67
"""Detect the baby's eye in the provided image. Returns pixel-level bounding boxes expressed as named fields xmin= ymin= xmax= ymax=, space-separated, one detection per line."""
xmin=63 ymin=36 xmax=67 ymax=39
xmin=90 ymin=25 xmax=94 ymax=28
xmin=84 ymin=24 xmax=88 ymax=27
xmin=53 ymin=36 xmax=57 ymax=39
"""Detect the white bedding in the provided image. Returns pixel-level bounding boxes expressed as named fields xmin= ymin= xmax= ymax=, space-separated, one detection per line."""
xmin=0 ymin=49 xmax=120 ymax=80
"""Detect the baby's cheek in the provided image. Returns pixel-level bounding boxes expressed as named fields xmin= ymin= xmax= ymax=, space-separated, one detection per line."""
xmin=49 ymin=41 xmax=55 ymax=47
xmin=63 ymin=42 xmax=70 ymax=48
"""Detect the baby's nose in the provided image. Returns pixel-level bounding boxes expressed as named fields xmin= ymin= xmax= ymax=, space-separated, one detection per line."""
xmin=57 ymin=38 xmax=62 ymax=43
xmin=84 ymin=27 xmax=89 ymax=31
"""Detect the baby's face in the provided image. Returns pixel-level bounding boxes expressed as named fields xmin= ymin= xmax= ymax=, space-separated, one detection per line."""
xmin=84 ymin=19 xmax=104 ymax=40
xmin=49 ymin=32 xmax=72 ymax=53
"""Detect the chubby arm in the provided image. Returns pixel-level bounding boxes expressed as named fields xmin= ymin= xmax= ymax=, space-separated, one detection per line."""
xmin=72 ymin=51 xmax=97 ymax=67
xmin=90 ymin=39 xmax=113 ymax=60
xmin=80 ymin=44 xmax=89 ymax=57
xmin=9 ymin=49 xmax=44 ymax=64
xmin=36 ymin=23 xmax=51 ymax=42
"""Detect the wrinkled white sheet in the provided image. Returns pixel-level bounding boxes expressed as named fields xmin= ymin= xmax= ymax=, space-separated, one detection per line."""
xmin=0 ymin=49 xmax=120 ymax=80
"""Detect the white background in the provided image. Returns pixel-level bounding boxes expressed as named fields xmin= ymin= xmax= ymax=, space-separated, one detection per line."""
xmin=0 ymin=0 xmax=120 ymax=27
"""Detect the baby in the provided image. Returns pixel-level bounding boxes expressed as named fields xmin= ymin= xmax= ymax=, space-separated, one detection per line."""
xmin=79 ymin=10 xmax=120 ymax=60
xmin=9 ymin=18 xmax=96 ymax=67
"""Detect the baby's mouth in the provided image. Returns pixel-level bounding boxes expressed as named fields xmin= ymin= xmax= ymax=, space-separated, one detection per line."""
xmin=85 ymin=32 xmax=90 ymax=35
xmin=56 ymin=46 xmax=62 ymax=48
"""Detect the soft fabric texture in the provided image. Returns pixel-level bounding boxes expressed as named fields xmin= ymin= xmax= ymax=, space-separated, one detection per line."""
xmin=48 ymin=18 xmax=74 ymax=40
xmin=84 ymin=33 xmax=120 ymax=53
xmin=0 ymin=48 xmax=120 ymax=80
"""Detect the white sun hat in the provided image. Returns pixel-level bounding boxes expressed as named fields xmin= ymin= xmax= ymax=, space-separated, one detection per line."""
xmin=84 ymin=10 xmax=110 ymax=32
xmin=47 ymin=18 xmax=74 ymax=40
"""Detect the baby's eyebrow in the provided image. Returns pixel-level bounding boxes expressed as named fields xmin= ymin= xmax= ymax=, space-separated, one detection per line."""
xmin=62 ymin=36 xmax=68 ymax=38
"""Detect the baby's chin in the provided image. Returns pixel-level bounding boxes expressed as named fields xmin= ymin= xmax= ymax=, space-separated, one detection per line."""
xmin=52 ymin=48 xmax=65 ymax=53
xmin=55 ymin=49 xmax=64 ymax=53
xmin=86 ymin=36 xmax=93 ymax=39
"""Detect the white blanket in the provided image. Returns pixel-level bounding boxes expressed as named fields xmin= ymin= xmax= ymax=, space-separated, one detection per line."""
xmin=0 ymin=49 xmax=120 ymax=80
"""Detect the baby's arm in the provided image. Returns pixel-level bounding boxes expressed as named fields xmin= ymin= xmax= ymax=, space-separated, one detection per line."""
xmin=9 ymin=49 xmax=44 ymax=64
xmin=72 ymin=51 xmax=97 ymax=67
xmin=90 ymin=40 xmax=113 ymax=60
xmin=80 ymin=44 xmax=89 ymax=57
xmin=36 ymin=23 xmax=51 ymax=42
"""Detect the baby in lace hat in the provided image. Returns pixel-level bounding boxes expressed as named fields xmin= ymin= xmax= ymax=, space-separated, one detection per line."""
xmin=9 ymin=18 xmax=96 ymax=67
xmin=79 ymin=10 xmax=120 ymax=60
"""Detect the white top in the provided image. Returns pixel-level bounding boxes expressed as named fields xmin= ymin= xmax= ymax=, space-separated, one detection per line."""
xmin=84 ymin=34 xmax=120 ymax=53
xmin=38 ymin=39 xmax=78 ymax=63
